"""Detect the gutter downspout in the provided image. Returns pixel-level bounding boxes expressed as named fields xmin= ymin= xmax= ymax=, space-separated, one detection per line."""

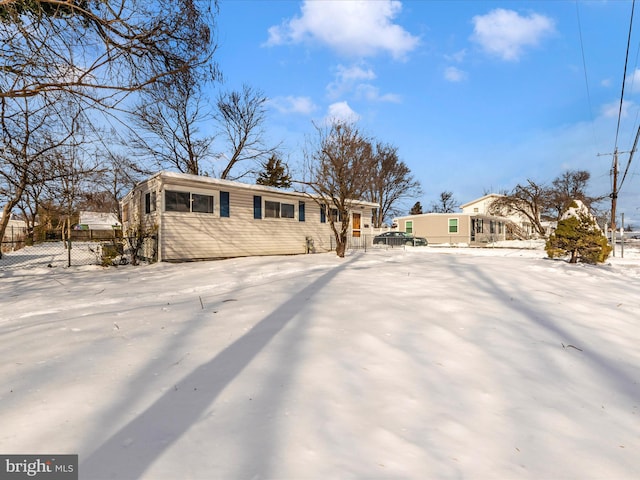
xmin=157 ymin=173 xmax=165 ymax=263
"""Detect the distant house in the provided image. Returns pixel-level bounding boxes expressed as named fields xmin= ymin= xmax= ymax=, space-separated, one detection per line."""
xmin=0 ymin=212 xmax=27 ymax=242
xmin=460 ymin=194 xmax=538 ymax=239
xmin=77 ymin=211 xmax=121 ymax=231
xmin=120 ymin=171 xmax=378 ymax=262
xmin=394 ymin=212 xmax=507 ymax=246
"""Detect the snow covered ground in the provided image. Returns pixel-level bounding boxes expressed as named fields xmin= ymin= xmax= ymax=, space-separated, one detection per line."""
xmin=1 ymin=242 xmax=639 ymax=479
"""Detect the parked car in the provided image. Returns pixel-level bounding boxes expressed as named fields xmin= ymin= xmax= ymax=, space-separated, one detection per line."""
xmin=373 ymin=231 xmax=428 ymax=246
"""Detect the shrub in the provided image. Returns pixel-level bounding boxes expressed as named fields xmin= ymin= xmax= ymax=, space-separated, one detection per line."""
xmin=546 ymin=206 xmax=611 ymax=264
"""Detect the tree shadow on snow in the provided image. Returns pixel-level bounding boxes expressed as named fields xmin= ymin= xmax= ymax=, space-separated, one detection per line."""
xmin=80 ymin=255 xmax=357 ymax=479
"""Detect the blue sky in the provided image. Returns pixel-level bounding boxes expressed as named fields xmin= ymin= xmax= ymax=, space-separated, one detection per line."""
xmin=214 ymin=0 xmax=640 ymax=225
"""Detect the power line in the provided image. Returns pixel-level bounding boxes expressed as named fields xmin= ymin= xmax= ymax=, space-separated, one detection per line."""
xmin=605 ymin=0 xmax=636 ymax=235
xmin=614 ymin=0 xmax=635 ymax=152
xmin=575 ymin=1 xmax=599 ymax=149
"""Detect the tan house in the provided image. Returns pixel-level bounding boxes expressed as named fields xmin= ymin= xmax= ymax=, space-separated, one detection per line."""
xmin=120 ymin=171 xmax=378 ymax=262
xmin=394 ymin=212 xmax=507 ymax=246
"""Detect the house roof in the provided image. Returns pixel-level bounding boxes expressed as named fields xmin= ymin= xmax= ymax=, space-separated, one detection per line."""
xmin=459 ymin=193 xmax=505 ymax=209
xmin=134 ymin=171 xmax=379 ymax=208
xmin=394 ymin=212 xmax=509 ymax=221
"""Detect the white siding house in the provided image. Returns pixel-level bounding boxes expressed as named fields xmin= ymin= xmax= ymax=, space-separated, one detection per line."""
xmin=120 ymin=172 xmax=378 ymax=262
xmin=461 ymin=194 xmax=538 ymax=238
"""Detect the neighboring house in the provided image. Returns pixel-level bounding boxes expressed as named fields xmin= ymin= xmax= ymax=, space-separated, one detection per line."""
xmin=1 ymin=213 xmax=27 ymax=242
xmin=460 ymin=194 xmax=538 ymax=238
xmin=77 ymin=211 xmax=121 ymax=231
xmin=394 ymin=212 xmax=507 ymax=246
xmin=72 ymin=211 xmax=122 ymax=241
xmin=120 ymin=171 xmax=378 ymax=262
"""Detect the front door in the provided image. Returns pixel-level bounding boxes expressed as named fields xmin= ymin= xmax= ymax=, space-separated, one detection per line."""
xmin=352 ymin=213 xmax=361 ymax=237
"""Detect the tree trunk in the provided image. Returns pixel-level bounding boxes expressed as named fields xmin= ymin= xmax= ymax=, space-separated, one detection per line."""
xmin=569 ymin=250 xmax=579 ymax=263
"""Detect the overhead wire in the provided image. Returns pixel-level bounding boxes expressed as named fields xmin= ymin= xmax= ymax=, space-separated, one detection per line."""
xmin=620 ymin=0 xmax=639 ymax=191
xmin=614 ymin=0 xmax=635 ymax=153
xmin=575 ymin=1 xmax=599 ymax=151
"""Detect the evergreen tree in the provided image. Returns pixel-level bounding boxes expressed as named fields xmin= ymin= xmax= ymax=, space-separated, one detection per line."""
xmin=546 ymin=200 xmax=611 ymax=264
xmin=410 ymin=201 xmax=423 ymax=215
xmin=256 ymin=155 xmax=291 ymax=189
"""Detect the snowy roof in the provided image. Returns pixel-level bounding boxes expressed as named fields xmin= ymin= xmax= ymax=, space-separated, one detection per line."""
xmin=78 ymin=211 xmax=121 ymax=230
xmin=132 ymin=171 xmax=379 ymax=208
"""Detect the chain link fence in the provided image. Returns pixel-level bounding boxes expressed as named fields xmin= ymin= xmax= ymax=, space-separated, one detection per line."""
xmin=0 ymin=234 xmax=157 ymax=271
xmin=332 ymin=234 xmax=430 ymax=251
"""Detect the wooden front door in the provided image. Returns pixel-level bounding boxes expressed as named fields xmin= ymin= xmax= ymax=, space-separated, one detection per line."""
xmin=352 ymin=213 xmax=361 ymax=237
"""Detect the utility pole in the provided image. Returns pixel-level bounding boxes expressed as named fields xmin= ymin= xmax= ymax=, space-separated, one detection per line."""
xmin=610 ymin=148 xmax=619 ymax=233
xmin=598 ymin=148 xmax=628 ymax=256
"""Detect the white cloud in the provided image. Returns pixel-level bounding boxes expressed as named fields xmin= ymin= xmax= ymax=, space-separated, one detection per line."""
xmin=444 ymin=66 xmax=467 ymax=83
xmin=337 ymin=64 xmax=376 ymax=83
xmin=327 ymin=64 xmax=376 ymax=98
xmin=625 ymin=68 xmax=640 ymax=94
xmin=325 ymin=101 xmax=360 ymax=123
xmin=355 ymin=84 xmax=402 ymax=103
xmin=444 ymin=49 xmax=467 ymax=63
xmin=269 ymin=96 xmax=318 ymax=115
xmin=470 ymin=9 xmax=555 ymax=61
xmin=601 ymin=99 xmax=634 ymax=119
xmin=326 ymin=63 xmax=400 ymax=103
xmin=265 ymin=0 xmax=420 ymax=59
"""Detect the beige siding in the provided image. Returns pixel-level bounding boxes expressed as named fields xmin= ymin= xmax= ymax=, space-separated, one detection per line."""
xmin=122 ymin=173 xmax=376 ymax=261
xmin=396 ymin=213 xmax=507 ymax=245
xmin=160 ymin=188 xmax=336 ymax=260
xmin=397 ymin=214 xmax=471 ymax=245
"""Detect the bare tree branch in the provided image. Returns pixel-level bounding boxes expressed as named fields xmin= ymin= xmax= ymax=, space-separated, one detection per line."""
xmin=215 ymin=84 xmax=279 ymax=180
xmin=299 ymin=120 xmax=373 ymax=257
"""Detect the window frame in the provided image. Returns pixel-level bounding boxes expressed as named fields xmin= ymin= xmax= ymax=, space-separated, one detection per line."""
xmin=298 ymin=201 xmax=305 ymax=222
xmin=220 ymin=191 xmax=230 ymax=218
xmin=144 ymin=191 xmax=157 ymax=214
xmin=264 ymin=198 xmax=296 ymax=220
xmin=165 ymin=190 xmax=191 ymax=212
xmin=252 ymin=195 xmax=261 ymax=219
xmin=164 ymin=190 xmax=215 ymax=215
xmin=448 ymin=218 xmax=459 ymax=234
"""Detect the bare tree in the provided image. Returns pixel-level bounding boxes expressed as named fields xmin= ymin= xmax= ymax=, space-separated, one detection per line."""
xmin=548 ymin=170 xmax=603 ymax=221
xmin=95 ymin=153 xmax=149 ymax=221
xmin=215 ymin=84 xmax=279 ymax=180
xmin=1 ymin=0 xmax=218 ymax=105
xmin=16 ymin=176 xmax=46 ymax=243
xmin=0 ymin=94 xmax=76 ymax=257
xmin=302 ymin=121 xmax=373 ymax=258
xmin=46 ymin=145 xmax=101 ymax=245
xmin=130 ymin=67 xmax=219 ymax=175
xmin=366 ymin=142 xmax=422 ymax=228
xmin=1 ymin=0 xmax=219 ymax=253
xmin=488 ymin=180 xmax=549 ymax=237
xmin=428 ymin=191 xmax=458 ymax=213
